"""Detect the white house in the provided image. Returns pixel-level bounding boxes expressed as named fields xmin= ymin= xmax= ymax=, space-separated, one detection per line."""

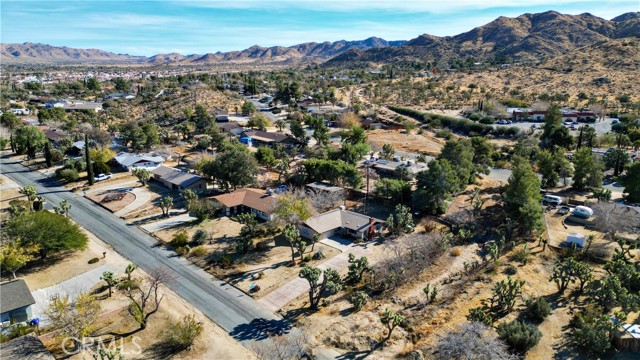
xmin=113 ymin=152 xmax=164 ymax=171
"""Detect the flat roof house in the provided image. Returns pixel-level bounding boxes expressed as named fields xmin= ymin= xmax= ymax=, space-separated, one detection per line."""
xmin=372 ymin=160 xmax=427 ymax=176
xmin=210 ymin=188 xmax=277 ymax=221
xmin=306 ymin=182 xmax=345 ymax=195
xmin=0 ymin=279 xmax=36 ymax=325
xmin=62 ymin=102 xmax=103 ymax=112
xmin=218 ymin=121 xmax=244 ymax=135
xmin=151 ymin=166 xmax=207 ymax=193
xmin=113 ymin=152 xmax=164 ymax=171
xmin=299 ymin=207 xmax=384 ymax=241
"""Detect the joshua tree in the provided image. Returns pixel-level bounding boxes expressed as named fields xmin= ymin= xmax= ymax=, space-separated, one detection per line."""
xmin=159 ymin=196 xmax=173 ymax=217
xmin=380 ymin=309 xmax=404 ymax=342
xmin=299 ymin=266 xmax=343 ymax=310
xmin=101 ymin=271 xmax=117 ymax=297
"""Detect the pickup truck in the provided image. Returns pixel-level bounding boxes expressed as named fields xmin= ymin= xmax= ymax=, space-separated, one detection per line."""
xmin=94 ymin=173 xmax=113 ymax=182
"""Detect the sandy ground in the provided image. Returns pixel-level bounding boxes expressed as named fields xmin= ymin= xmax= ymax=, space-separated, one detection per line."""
xmin=368 ymin=129 xmax=444 ymax=156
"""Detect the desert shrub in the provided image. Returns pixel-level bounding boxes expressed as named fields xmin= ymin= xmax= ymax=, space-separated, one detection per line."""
xmin=189 ymin=199 xmax=216 ymax=222
xmin=313 ymin=249 xmax=326 ymax=260
xmin=497 ymin=320 xmax=541 ymax=354
xmin=175 ymin=246 xmax=190 ymax=257
xmin=504 ymin=265 xmax=518 ymax=275
xmin=434 ymin=322 xmax=516 ymax=360
xmin=568 ymin=304 xmax=615 ymax=356
xmin=219 ymin=254 xmax=233 ymax=268
xmin=50 ymin=149 xmax=64 ymax=162
xmin=190 ymin=246 xmax=207 ymax=257
xmin=64 ymin=158 xmax=86 ymax=172
xmin=88 ymin=257 xmax=100 ymax=264
xmin=303 ymin=254 xmax=312 ymax=263
xmin=526 ymin=297 xmax=551 ymax=323
xmin=435 ymin=129 xmax=453 ymax=139
xmin=171 ymin=230 xmax=189 ymax=247
xmin=468 ymin=113 xmax=482 ymax=121
xmin=161 ymin=315 xmax=203 ymax=351
xmin=479 ymin=116 xmax=495 ymax=124
xmin=451 ymin=248 xmax=462 ymax=257
xmin=0 ymin=324 xmax=36 ymax=342
xmin=191 ymin=229 xmax=209 ymax=245
xmin=255 ymin=240 xmax=271 ymax=251
xmin=350 ymin=291 xmax=369 ymax=311
xmin=56 ymin=168 xmax=79 ymax=182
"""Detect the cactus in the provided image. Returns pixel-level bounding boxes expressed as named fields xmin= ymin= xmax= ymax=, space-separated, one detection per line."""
xmin=490 ymin=277 xmax=525 ymax=313
xmin=467 ymin=306 xmax=493 ymax=326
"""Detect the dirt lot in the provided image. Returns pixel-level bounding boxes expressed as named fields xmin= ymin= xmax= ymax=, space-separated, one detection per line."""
xmin=87 ymin=191 xmax=136 ymax=213
xmin=368 ymin=129 xmax=444 ymax=156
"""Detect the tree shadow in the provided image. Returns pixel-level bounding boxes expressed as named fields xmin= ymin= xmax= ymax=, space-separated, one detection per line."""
xmin=336 ymin=349 xmax=374 ymax=360
xmin=229 ymin=317 xmax=294 ymax=341
xmin=142 ymin=342 xmax=187 ymax=360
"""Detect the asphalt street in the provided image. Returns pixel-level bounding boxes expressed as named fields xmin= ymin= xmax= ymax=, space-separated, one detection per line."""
xmin=0 ymin=155 xmax=289 ymax=344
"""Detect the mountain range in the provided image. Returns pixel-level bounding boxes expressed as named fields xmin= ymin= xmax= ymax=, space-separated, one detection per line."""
xmin=1 ymin=11 xmax=638 ymax=66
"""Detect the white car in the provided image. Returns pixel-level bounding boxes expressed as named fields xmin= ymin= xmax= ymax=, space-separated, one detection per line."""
xmin=94 ymin=173 xmax=112 ymax=182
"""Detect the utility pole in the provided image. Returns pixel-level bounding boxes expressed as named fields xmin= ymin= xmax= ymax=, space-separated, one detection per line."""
xmin=364 ymin=164 xmax=370 ymax=212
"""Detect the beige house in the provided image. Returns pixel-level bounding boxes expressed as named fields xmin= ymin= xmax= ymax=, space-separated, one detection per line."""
xmin=299 ymin=207 xmax=383 ymax=241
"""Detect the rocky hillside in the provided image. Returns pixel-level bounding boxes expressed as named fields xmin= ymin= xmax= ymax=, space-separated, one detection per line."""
xmin=326 ymin=11 xmax=640 ymax=66
xmin=1 ymin=37 xmax=405 ymax=65
xmin=0 ymin=43 xmax=147 ymax=64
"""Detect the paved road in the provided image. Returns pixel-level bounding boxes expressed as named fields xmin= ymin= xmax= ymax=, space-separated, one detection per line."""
xmin=0 ymin=155 xmax=288 ymax=344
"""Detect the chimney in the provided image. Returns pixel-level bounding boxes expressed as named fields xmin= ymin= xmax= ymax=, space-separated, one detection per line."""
xmin=368 ymin=217 xmax=375 ymax=239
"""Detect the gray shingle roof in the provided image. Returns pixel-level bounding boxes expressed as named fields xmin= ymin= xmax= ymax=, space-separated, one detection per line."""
xmin=0 ymin=335 xmax=55 ymax=360
xmin=152 ymin=166 xmax=203 ymax=187
xmin=304 ymin=209 xmax=383 ymax=234
xmin=0 ymin=279 xmax=35 ymax=314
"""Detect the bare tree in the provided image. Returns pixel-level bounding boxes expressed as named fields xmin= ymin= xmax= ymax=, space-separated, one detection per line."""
xmin=127 ymin=269 xmax=172 ymax=330
xmin=434 ymin=322 xmax=518 ymax=360
xmin=249 ymin=330 xmax=311 ymax=360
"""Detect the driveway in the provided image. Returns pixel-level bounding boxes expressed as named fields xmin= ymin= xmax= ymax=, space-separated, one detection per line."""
xmin=113 ymin=187 xmax=152 ymax=217
xmin=140 ymin=213 xmax=197 ymax=232
xmin=31 ymin=265 xmax=114 ymax=324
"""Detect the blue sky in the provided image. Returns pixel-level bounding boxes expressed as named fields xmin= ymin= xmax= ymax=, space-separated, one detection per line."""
xmin=1 ymin=1 xmax=638 ymax=56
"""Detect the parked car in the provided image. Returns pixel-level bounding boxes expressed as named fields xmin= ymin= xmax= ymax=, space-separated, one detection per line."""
xmin=557 ymin=206 xmax=571 ymax=215
xmin=94 ymin=173 xmax=112 ymax=182
xmin=542 ymin=195 xmax=562 ymax=206
xmin=611 ymin=118 xmax=620 ymax=124
xmin=497 ymin=119 xmax=508 ymax=125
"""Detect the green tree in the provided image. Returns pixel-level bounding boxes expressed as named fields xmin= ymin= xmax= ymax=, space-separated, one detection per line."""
xmin=273 ymin=192 xmax=314 ymax=225
xmin=438 ymin=139 xmax=475 ymax=186
xmin=0 ymin=241 xmax=39 ymax=279
xmin=603 ymin=148 xmax=630 ymax=176
xmin=572 ymin=147 xmax=604 ymax=190
xmin=569 ymin=305 xmax=616 ymax=356
xmin=43 ymin=141 xmax=53 ymax=168
xmin=275 ymin=118 xmax=286 ymax=132
xmin=384 ymin=204 xmax=414 ymax=236
xmin=5 ymin=211 xmax=88 ymax=259
xmin=621 ymin=161 xmax=640 ymax=202
xmin=536 ymin=149 xmax=559 ymax=188
xmin=159 ymin=196 xmax=173 ymax=217
xmin=193 ymin=105 xmax=212 ymax=131
xmin=289 ymin=119 xmax=307 ymax=145
xmin=13 ymin=126 xmax=47 ymax=158
xmin=344 ymin=126 xmax=367 ymax=145
xmin=299 ymin=266 xmax=343 ymax=310
xmin=241 ymin=101 xmax=256 ymax=115
xmin=380 ymin=309 xmax=404 ymax=341
xmin=374 ymin=178 xmax=411 ymax=204
xmin=85 ymin=134 xmax=94 ymax=185
xmin=248 ymin=113 xmax=270 ymax=131
xmin=284 ymin=224 xmax=304 ymax=264
xmin=132 ymin=168 xmax=151 ymax=185
xmin=0 ymin=112 xmax=21 ymax=129
xmin=201 ymin=146 xmax=258 ymax=191
xmin=504 ymin=157 xmax=543 ymax=234
xmin=181 ymin=189 xmax=199 ymax=211
xmin=526 ymin=297 xmax=551 ymax=323
xmin=381 ymin=143 xmax=395 ymax=160
xmin=255 ymin=146 xmax=277 ymax=170
xmin=86 ymin=77 xmax=101 ymax=91
xmin=414 ymin=159 xmax=458 ymax=214
xmin=101 ymin=271 xmax=117 ymax=297
xmin=471 ymin=137 xmax=494 ymax=174
xmin=114 ymin=78 xmax=129 ymax=92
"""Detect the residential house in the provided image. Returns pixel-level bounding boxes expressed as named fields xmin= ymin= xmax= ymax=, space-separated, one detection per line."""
xmin=210 ymin=188 xmax=278 ymax=221
xmin=371 ymin=159 xmax=427 ymax=177
xmin=361 ymin=118 xmax=384 ymax=130
xmin=113 ymin=152 xmax=164 ymax=171
xmin=43 ymin=129 xmax=67 ymax=145
xmin=241 ymin=130 xmax=297 ymax=148
xmin=0 ymin=335 xmax=55 ymax=360
xmin=218 ymin=121 xmax=244 ymax=135
xmin=0 ymin=279 xmax=36 ymax=325
xmin=299 ymin=206 xmax=383 ymax=241
xmin=151 ymin=166 xmax=207 ymax=193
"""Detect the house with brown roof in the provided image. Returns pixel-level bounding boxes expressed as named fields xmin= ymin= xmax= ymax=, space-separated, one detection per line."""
xmin=298 ymin=206 xmax=383 ymax=241
xmin=151 ymin=166 xmax=207 ymax=193
xmin=209 ymin=188 xmax=278 ymax=221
